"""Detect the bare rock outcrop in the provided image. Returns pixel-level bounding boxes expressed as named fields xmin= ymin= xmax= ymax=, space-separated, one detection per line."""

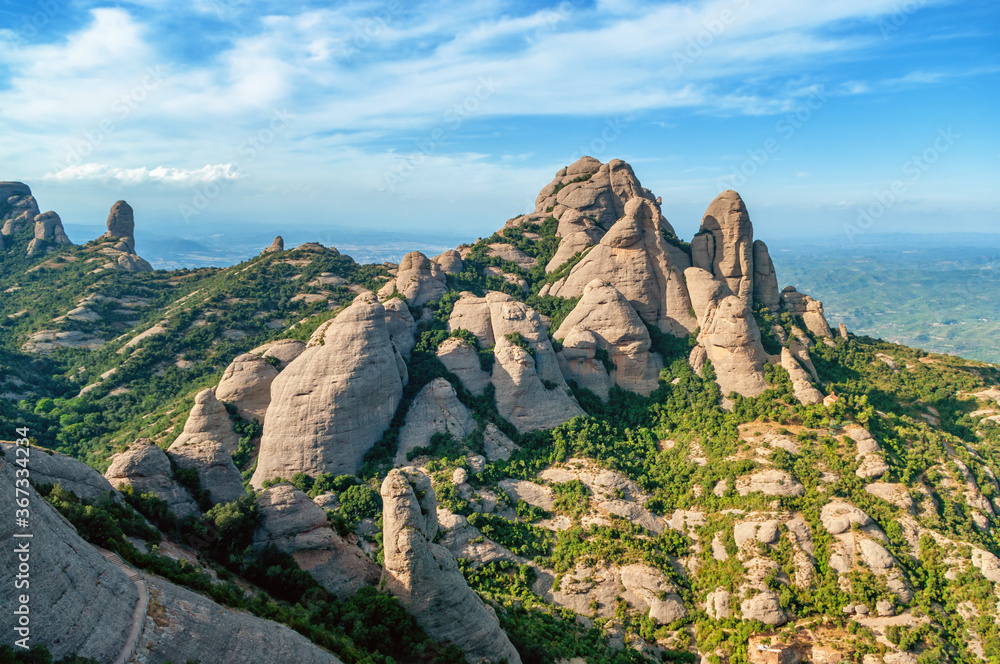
xmin=736 ymin=469 xmax=805 ymax=497
xmin=395 ymin=378 xmax=476 ymax=466
xmin=383 ymin=297 xmax=416 ymax=361
xmin=0 ymin=181 xmax=40 ymax=236
xmin=262 ymin=235 xmax=284 ymax=254
xmin=252 ymin=293 xmax=404 ymax=487
xmin=781 ymin=348 xmax=823 ymax=405
xmin=382 ymin=251 xmax=447 ymax=307
xmin=740 ymin=590 xmax=787 ymax=626
xmin=255 ymin=483 xmax=379 ymax=597
xmin=492 ymin=333 xmax=584 ymax=433
xmin=549 ymin=198 xmax=697 ymax=336
xmin=0 ymin=442 xmax=116 ymax=502
xmin=251 ymin=338 xmax=306 ymax=368
xmin=483 ymin=423 xmax=518 ymax=461
xmin=216 ymin=355 xmax=280 ymax=425
xmin=169 ymin=440 xmax=247 ymax=506
xmin=781 ymin=287 xmax=833 ymax=339
xmin=752 ymin=240 xmax=780 ymax=311
xmin=98 ymin=200 xmax=153 ymax=272
xmin=619 ymin=564 xmax=687 ymax=624
xmin=433 ymin=249 xmax=463 ymax=274
xmin=436 ymin=336 xmax=491 ymax=395
xmin=554 ymin=280 xmax=662 ymax=400
xmin=488 ymin=242 xmax=537 ymax=269
xmin=381 ymin=468 xmax=522 ymax=664
xmin=171 ymin=388 xmax=241 ymax=453
xmin=448 ymin=292 xmax=496 ymax=347
xmin=26 ymin=211 xmax=73 ymax=256
xmin=546 ymin=208 xmax=604 ymax=271
xmin=105 ymin=200 xmax=135 ymax=248
xmin=0 ymin=459 xmax=139 ymax=662
xmin=104 ymin=440 xmax=199 ymax=517
xmin=534 ymin=157 xmax=654 ymax=231
xmin=691 ymin=190 xmax=754 ymax=306
xmin=685 ymin=267 xmax=769 ymax=397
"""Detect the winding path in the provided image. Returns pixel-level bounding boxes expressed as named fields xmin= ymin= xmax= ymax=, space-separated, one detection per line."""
xmin=96 ymin=547 xmax=149 ymax=664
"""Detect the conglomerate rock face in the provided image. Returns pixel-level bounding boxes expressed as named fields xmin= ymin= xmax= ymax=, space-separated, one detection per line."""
xmin=251 ymin=292 xmax=404 ymax=487
xmin=380 ymin=467 xmax=523 ymax=664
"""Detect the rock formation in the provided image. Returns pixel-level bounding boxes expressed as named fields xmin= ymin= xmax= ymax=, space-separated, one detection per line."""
xmin=0 ymin=458 xmax=140 ymax=662
xmin=0 ymin=441 xmax=117 ymax=502
xmin=545 ymin=208 xmax=604 ymax=271
xmin=381 ymin=468 xmax=522 ymax=663
xmin=549 ymin=198 xmax=697 ymax=337
xmin=215 ymin=354 xmax=280 ymax=424
xmin=619 ymin=564 xmax=687 ymax=625
xmin=781 ymin=348 xmax=824 ymax=405
xmin=262 ymin=235 xmax=284 ymax=253
xmin=104 ymin=440 xmax=200 ymax=517
xmin=26 ymin=211 xmax=73 ymax=256
xmin=781 ymin=287 xmax=833 ymax=339
xmin=383 ymin=297 xmax=416 ymax=361
xmin=752 ymin=240 xmax=780 ymax=312
xmin=255 ymin=483 xmax=379 ymax=597
xmin=380 ymin=251 xmax=447 ymax=307
xmin=252 ymin=293 xmax=404 ymax=487
xmin=170 ymin=388 xmax=241 ymax=453
xmin=436 ymin=336 xmax=491 ymax=395
xmin=0 ymin=181 xmax=40 ymax=236
xmin=685 ymin=267 xmax=769 ymax=397
xmin=169 ymin=439 xmax=247 ymax=506
xmin=534 ymin=157 xmax=655 ymax=231
xmin=691 ymin=190 xmax=754 ymax=306
xmin=448 ymin=293 xmax=496 ymax=347
xmin=251 ymin=338 xmax=306 ymax=368
xmin=97 ymin=200 xmax=153 ymax=272
xmin=554 ymin=280 xmax=663 ymax=400
xmin=395 ymin=378 xmax=476 ymax=466
xmin=433 ymin=249 xmax=464 ymax=274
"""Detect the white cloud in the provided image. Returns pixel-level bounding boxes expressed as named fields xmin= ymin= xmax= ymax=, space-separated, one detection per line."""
xmin=43 ymin=163 xmax=241 ymax=185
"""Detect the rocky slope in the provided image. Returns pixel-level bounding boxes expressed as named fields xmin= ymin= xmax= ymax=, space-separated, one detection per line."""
xmin=2 ymin=157 xmax=999 ymax=663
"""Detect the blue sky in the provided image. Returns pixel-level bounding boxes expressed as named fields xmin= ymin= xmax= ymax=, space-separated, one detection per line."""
xmin=1 ymin=0 xmax=997 ymax=251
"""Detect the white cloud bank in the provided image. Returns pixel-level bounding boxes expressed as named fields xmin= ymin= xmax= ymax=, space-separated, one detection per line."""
xmin=43 ymin=163 xmax=241 ymax=185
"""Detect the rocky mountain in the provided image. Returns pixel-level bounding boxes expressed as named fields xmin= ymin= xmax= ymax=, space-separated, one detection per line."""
xmin=1 ymin=158 xmax=999 ymax=664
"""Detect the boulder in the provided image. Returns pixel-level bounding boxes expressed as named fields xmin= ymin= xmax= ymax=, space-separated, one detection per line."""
xmin=99 ymin=200 xmax=154 ymax=272
xmin=0 ymin=442 xmax=116 ymax=502
xmin=170 ymin=388 xmax=241 ymax=453
xmin=251 ymin=293 xmax=404 ymax=487
xmin=736 ymin=469 xmax=805 ymax=497
xmin=251 ymin=338 xmax=306 ymax=368
xmin=781 ymin=348 xmax=823 ymax=405
xmin=169 ymin=440 xmax=247 ymax=506
xmin=692 ymin=190 xmax=755 ymax=306
xmin=820 ymin=502 xmax=873 ymax=535
xmin=381 ymin=468 xmax=522 ymax=664
xmin=971 ymin=548 xmax=1000 ymax=584
xmin=864 ymin=483 xmax=914 ymax=511
xmin=395 ymin=378 xmax=477 ymax=466
xmin=105 ymin=200 xmax=135 ymax=245
xmin=262 ymin=236 xmax=284 ymax=254
xmin=104 ymin=440 xmax=199 ymax=517
xmin=0 ymin=459 xmax=141 ymax=663
xmin=436 ymin=336 xmax=491 ymax=396
xmin=685 ymin=267 xmax=769 ymax=397
xmin=548 ymin=197 xmax=697 ymax=337
xmin=706 ymin=588 xmax=732 ymax=619
xmin=383 ymin=297 xmax=416 ymax=360
xmin=433 ymin=249 xmax=463 ymax=274
xmin=392 ymin=251 xmax=447 ymax=307
xmin=752 ymin=240 xmax=780 ymax=311
xmin=488 ymin=242 xmax=537 ymax=269
xmin=215 ymin=355 xmax=280 ymax=425
xmin=619 ymin=564 xmax=687 ymax=624
xmin=740 ymin=591 xmax=787 ymax=625
xmin=554 ymin=280 xmax=663 ymax=399
xmin=255 ymin=484 xmax=379 ymax=597
xmin=483 ymin=423 xmax=518 ymax=461
xmin=858 ymin=538 xmax=896 ymax=573
xmin=734 ymin=519 xmax=781 ymax=549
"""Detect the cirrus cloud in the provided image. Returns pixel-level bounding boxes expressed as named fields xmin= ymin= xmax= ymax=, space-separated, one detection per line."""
xmin=43 ymin=163 xmax=242 ymax=185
